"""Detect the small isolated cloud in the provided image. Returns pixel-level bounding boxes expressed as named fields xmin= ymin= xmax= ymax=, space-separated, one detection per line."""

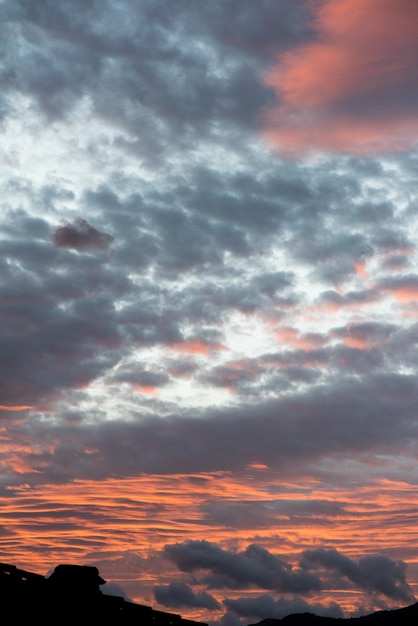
xmin=262 ymin=0 xmax=418 ymax=154
xmin=101 ymin=582 xmax=130 ymax=601
xmin=300 ymin=548 xmax=414 ymax=602
xmin=52 ymin=218 xmax=114 ymax=251
xmin=154 ymin=581 xmax=220 ymax=610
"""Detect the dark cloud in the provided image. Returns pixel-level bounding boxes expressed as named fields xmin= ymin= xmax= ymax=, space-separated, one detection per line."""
xmin=164 ymin=541 xmax=321 ymax=593
xmin=4 ymin=370 xmax=418 ymax=484
xmin=300 ymin=548 xmax=414 ymax=602
xmin=223 ymin=594 xmax=342 ymax=620
xmin=154 ymin=581 xmax=220 ymax=610
xmin=159 ymin=542 xmax=413 ymax=618
xmin=52 ymin=218 xmax=114 ymax=251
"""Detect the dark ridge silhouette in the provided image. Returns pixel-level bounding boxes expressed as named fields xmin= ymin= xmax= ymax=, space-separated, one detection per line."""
xmin=0 ymin=562 xmax=207 ymax=625
xmin=250 ymin=601 xmax=418 ymax=626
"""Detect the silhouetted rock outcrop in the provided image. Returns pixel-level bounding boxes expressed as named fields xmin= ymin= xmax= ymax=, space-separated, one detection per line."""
xmin=0 ymin=562 xmax=206 ymax=625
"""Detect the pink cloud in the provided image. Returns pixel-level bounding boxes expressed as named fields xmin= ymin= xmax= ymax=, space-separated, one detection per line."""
xmin=132 ymin=384 xmax=159 ymax=395
xmin=276 ymin=327 xmax=325 ymax=351
xmin=171 ymin=341 xmax=225 ymax=356
xmin=355 ymin=262 xmax=368 ymax=280
xmin=262 ymin=0 xmax=418 ymax=154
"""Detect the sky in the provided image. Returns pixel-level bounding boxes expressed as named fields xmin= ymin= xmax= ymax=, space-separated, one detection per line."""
xmin=1 ymin=0 xmax=418 ymax=622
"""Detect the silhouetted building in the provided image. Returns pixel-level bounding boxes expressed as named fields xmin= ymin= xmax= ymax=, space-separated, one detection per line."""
xmin=0 ymin=562 xmax=207 ymax=625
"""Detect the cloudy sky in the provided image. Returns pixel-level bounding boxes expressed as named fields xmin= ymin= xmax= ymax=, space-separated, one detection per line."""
xmin=1 ymin=0 xmax=418 ymax=621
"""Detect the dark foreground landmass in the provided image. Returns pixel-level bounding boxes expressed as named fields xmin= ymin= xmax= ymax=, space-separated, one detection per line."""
xmin=250 ymin=601 xmax=418 ymax=625
xmin=1 ymin=562 xmax=417 ymax=625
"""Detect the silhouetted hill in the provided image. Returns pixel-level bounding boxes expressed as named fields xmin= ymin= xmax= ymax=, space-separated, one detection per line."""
xmin=250 ymin=601 xmax=418 ymax=626
xmin=0 ymin=562 xmax=207 ymax=625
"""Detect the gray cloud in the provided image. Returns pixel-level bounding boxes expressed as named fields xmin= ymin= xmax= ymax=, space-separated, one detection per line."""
xmin=154 ymin=581 xmax=220 ymax=610
xmin=159 ymin=542 xmax=413 ymax=618
xmin=2 ymin=370 xmax=418 ymax=486
xmin=223 ymin=594 xmax=342 ymax=620
xmin=0 ymin=221 xmax=129 ymax=408
xmin=164 ymin=541 xmax=321 ymax=594
xmin=300 ymin=548 xmax=414 ymax=602
xmin=1 ymin=0 xmax=302 ymax=158
xmin=199 ymin=499 xmax=347 ymax=531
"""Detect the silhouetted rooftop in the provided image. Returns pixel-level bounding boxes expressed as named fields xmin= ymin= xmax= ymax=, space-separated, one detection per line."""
xmin=0 ymin=562 xmax=207 ymax=625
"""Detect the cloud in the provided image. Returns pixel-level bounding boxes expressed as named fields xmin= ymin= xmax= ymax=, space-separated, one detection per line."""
xmin=163 ymin=541 xmax=321 ymax=593
xmin=379 ymin=275 xmax=418 ymax=303
xmin=52 ymin=218 xmax=114 ymax=251
xmin=160 ymin=542 xmax=413 ymax=618
xmin=0 ymin=405 xmax=32 ymax=411
xmin=101 ymin=581 xmax=130 ymax=601
xmin=1 ymin=0 xmax=418 ymax=616
xmin=0 ymin=212 xmax=128 ymax=409
xmin=262 ymin=0 xmax=418 ymax=154
xmin=223 ymin=593 xmax=342 ymax=620
xmin=154 ymin=581 xmax=220 ymax=610
xmin=4 ymin=369 xmax=418 ymax=484
xmin=300 ymin=548 xmax=414 ymax=602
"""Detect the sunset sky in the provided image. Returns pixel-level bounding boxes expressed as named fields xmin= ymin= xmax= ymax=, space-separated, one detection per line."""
xmin=1 ymin=0 xmax=418 ymax=622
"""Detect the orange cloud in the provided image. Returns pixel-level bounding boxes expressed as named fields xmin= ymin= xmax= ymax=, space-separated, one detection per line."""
xmin=343 ymin=337 xmax=370 ymax=350
xmin=0 ymin=405 xmax=33 ymax=411
xmin=132 ymin=384 xmax=159 ymax=395
xmin=1 ymin=472 xmax=417 ymax=614
xmin=262 ymin=0 xmax=418 ymax=154
xmin=391 ymin=288 xmax=418 ymax=303
xmin=171 ymin=341 xmax=224 ymax=356
xmin=355 ymin=262 xmax=368 ymax=280
xmin=382 ymin=278 xmax=418 ymax=303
